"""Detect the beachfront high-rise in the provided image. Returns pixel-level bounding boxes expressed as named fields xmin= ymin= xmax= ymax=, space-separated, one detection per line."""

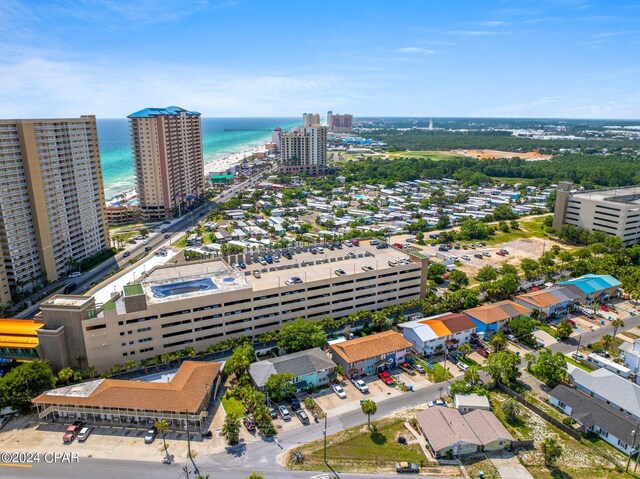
xmin=327 ymin=111 xmax=353 ymax=133
xmin=280 ymin=113 xmax=328 ymax=175
xmin=0 ymin=116 xmax=110 ymax=306
xmin=128 ymin=106 xmax=204 ymax=219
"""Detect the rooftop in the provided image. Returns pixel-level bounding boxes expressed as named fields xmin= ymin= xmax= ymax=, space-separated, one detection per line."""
xmin=128 ymin=106 xmax=200 ymax=118
xmin=249 ymin=347 xmax=335 ymax=388
xmin=142 ymin=261 xmax=249 ymax=304
xmin=0 ymin=319 xmax=42 ymax=349
xmin=400 ymin=312 xmax=476 ymax=341
xmin=560 ymin=274 xmax=621 ymax=295
xmin=516 ymin=286 xmax=579 ymax=308
xmin=571 ymin=186 xmax=640 ymax=205
xmin=33 ymin=361 xmax=222 ymax=413
xmin=330 ymin=330 xmax=412 ymax=364
xmin=463 ymin=300 xmax=532 ymax=324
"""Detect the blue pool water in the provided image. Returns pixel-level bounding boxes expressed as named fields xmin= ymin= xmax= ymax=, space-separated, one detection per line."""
xmin=151 ymin=278 xmax=217 ymax=298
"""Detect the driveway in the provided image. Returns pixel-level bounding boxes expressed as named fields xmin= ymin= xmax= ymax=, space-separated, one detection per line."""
xmin=487 ymin=451 xmax=534 ymax=479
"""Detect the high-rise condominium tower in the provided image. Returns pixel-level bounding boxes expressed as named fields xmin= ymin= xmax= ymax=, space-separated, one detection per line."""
xmin=327 ymin=111 xmax=353 ymax=133
xmin=0 ymin=116 xmax=110 ymax=305
xmin=128 ymin=106 xmax=204 ymax=219
xmin=280 ymin=113 xmax=328 ymax=175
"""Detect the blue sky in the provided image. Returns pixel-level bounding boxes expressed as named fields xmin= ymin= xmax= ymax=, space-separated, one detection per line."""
xmin=1 ymin=0 xmax=639 ymax=119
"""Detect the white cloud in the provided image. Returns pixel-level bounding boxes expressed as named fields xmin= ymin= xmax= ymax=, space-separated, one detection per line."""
xmin=395 ymin=47 xmax=435 ymax=54
xmin=449 ymin=30 xmax=503 ymax=36
xmin=477 ymin=21 xmax=510 ymax=27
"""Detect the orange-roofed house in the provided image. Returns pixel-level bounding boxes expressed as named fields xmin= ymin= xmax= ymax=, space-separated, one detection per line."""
xmin=0 ymin=318 xmax=43 ymax=361
xmin=515 ymin=286 xmax=580 ymax=319
xmin=32 ymin=361 xmax=223 ymax=430
xmin=463 ymin=300 xmax=533 ymax=337
xmin=399 ymin=312 xmax=477 ymax=356
xmin=329 ymin=331 xmax=412 ymax=377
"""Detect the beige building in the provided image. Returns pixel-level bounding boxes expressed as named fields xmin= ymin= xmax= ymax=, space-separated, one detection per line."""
xmin=0 ymin=116 xmax=109 ymax=305
xmin=281 ymin=113 xmax=328 ymax=175
xmin=128 ymin=107 xmax=204 ymax=219
xmin=554 ymin=182 xmax=640 ymax=245
xmin=327 ymin=111 xmax=353 ymax=133
xmin=36 ymin=241 xmax=427 ymax=371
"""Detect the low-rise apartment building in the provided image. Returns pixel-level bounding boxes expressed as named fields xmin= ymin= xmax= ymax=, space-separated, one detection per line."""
xmin=463 ymin=300 xmax=532 ymax=337
xmin=329 ymin=331 xmax=412 ymax=377
xmin=399 ymin=312 xmax=477 ymax=356
xmin=514 ymin=286 xmax=580 ymax=318
xmin=36 ymin=241 xmax=427 ymax=371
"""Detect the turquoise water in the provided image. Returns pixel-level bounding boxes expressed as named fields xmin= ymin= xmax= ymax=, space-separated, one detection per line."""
xmin=97 ymin=117 xmax=299 ymax=197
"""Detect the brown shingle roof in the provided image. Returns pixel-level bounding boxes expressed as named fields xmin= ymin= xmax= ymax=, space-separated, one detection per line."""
xmin=415 ymin=407 xmax=480 ymax=452
xmin=33 ymin=361 xmax=222 ymax=413
xmin=463 ymin=300 xmax=532 ymax=325
xmin=516 ymin=286 xmax=579 ymax=308
xmin=463 ymin=409 xmax=514 ymax=445
xmin=330 ymin=331 xmax=412 ymax=364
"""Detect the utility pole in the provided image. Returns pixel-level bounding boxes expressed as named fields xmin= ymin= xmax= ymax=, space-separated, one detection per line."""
xmin=626 ymin=422 xmax=639 ymax=473
xmin=323 ymin=415 xmax=341 ymax=479
xmin=575 ymin=334 xmax=582 ymax=359
xmin=185 ymin=412 xmax=199 ymax=477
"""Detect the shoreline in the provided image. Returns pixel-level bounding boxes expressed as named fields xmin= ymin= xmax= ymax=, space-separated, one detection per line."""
xmin=105 ymin=142 xmax=270 ymax=203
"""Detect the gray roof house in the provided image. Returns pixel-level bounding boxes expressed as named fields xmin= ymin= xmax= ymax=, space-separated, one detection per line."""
xmin=249 ymin=348 xmax=336 ymax=392
xmin=550 ymin=385 xmax=636 ymax=454
xmin=567 ymin=364 xmax=640 ymax=420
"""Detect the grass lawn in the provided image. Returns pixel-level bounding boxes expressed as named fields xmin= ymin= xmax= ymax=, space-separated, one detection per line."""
xmin=459 ymin=355 xmax=479 ymax=367
xmin=414 ymin=359 xmax=453 ymax=383
xmin=221 ymin=395 xmax=244 ymax=417
xmin=483 ymin=215 xmax=552 ymax=245
xmin=288 ymin=418 xmax=427 ymax=473
xmin=461 ymin=455 xmax=500 ymax=479
xmin=565 ymin=356 xmax=595 ymax=372
xmin=536 ymin=323 xmax=558 ymax=338
xmin=385 ymin=150 xmax=467 ymax=161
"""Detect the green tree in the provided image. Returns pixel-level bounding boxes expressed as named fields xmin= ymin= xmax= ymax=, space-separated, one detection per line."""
xmin=0 ymin=360 xmax=56 ymax=413
xmin=556 ymin=319 xmax=573 ymax=341
xmin=476 ymin=265 xmax=498 ymax=282
xmin=245 ymin=473 xmax=264 ymax=479
xmin=485 ymin=350 xmax=521 ymax=385
xmin=371 ymin=311 xmax=390 ymax=332
xmin=520 ymin=258 xmax=540 ymax=279
xmin=530 ymin=348 xmax=567 ymax=387
xmin=611 ymin=318 xmax=625 ymax=340
xmin=464 ymin=365 xmax=480 ymax=385
xmin=508 ymin=316 xmax=536 ymax=345
xmin=600 ymin=334 xmax=613 ymax=352
xmin=360 ymin=399 xmax=377 ymax=429
xmin=448 ymin=269 xmax=469 ymax=288
xmin=490 ymin=331 xmax=508 ymax=352
xmin=277 ymin=318 xmax=327 ymax=353
xmin=427 ymin=262 xmax=447 ymax=282
xmin=226 ymin=344 xmax=255 ymax=379
xmin=541 ymin=437 xmax=562 ymax=467
xmin=457 ymin=342 xmax=472 ymax=358
xmin=264 ymin=372 xmax=296 ymax=402
xmin=501 ymin=398 xmax=520 ymax=421
xmin=155 ymin=419 xmax=170 ymax=460
xmin=222 ymin=413 xmax=241 ymax=445
xmin=58 ymin=367 xmax=75 ymax=385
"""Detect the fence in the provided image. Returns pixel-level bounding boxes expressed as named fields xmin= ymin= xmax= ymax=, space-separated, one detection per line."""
xmin=497 ymin=383 xmax=583 ymax=441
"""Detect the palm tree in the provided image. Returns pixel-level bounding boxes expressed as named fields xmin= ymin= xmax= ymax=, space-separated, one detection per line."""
xmin=463 ymin=365 xmax=480 ymax=385
xmin=245 ymin=473 xmax=263 ymax=479
xmin=58 ymin=367 xmax=74 ymax=385
xmin=155 ymin=419 xmax=169 ymax=461
xmin=124 ymin=359 xmax=137 ymax=371
xmin=611 ymin=318 xmax=625 ymax=340
xmin=601 ymin=334 xmax=614 ymax=352
xmin=360 ymin=399 xmax=377 ymax=429
xmin=457 ymin=343 xmax=472 ymax=358
xmin=86 ymin=366 xmax=97 ymax=378
xmin=222 ymin=413 xmax=241 ymax=445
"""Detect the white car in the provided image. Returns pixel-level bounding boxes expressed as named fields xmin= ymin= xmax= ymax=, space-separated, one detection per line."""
xmin=142 ymin=240 xmax=149 ymax=245
xmin=352 ymin=379 xmax=369 ymax=393
xmin=428 ymin=399 xmax=447 ymax=408
xmin=333 ymin=384 xmax=347 ymax=399
xmin=461 ymin=255 xmax=471 ymax=261
xmin=68 ymin=271 xmax=81 ymax=278
xmin=77 ymin=426 xmax=92 ymax=442
xmin=361 ymin=265 xmax=374 ymax=271
xmin=458 ymin=362 xmax=469 ymax=371
xmin=507 ymin=334 xmax=517 ymax=342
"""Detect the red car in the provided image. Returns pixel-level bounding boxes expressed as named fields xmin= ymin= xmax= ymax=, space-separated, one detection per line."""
xmin=476 ymin=347 xmax=489 ymax=358
xmin=496 ymin=251 xmax=505 ymax=257
xmin=601 ymin=304 xmax=609 ymax=312
xmin=378 ymin=371 xmax=395 ymax=385
xmin=393 ymin=243 xmax=404 ymax=249
xmin=352 ymin=239 xmax=360 ymax=246
xmin=63 ymin=420 xmax=84 ymax=443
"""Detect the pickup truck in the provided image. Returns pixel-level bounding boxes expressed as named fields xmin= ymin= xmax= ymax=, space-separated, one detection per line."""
xmin=378 ymin=371 xmax=395 ymax=385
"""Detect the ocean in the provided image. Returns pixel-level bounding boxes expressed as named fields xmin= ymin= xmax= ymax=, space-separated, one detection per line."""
xmin=97 ymin=117 xmax=299 ymax=197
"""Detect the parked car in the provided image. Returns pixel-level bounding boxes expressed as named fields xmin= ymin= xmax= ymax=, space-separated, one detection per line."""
xmin=144 ymin=426 xmax=157 ymax=444
xmin=496 ymin=251 xmax=506 ymax=257
xmin=201 ymin=430 xmax=213 ymax=438
xmin=352 ymin=239 xmax=360 ymax=246
xmin=507 ymin=334 xmax=517 ymax=342
xmin=446 ymin=354 xmax=458 ymax=365
xmin=353 ymin=378 xmax=369 ymax=393
xmin=288 ymin=396 xmax=301 ymax=411
xmin=334 ymin=269 xmax=346 ymax=276
xmin=278 ymin=405 xmax=292 ymax=421
xmin=77 ymin=426 xmax=92 ymax=442
xmin=482 ymin=251 xmax=491 ymax=257
xmin=474 ymin=253 xmax=483 ymax=259
xmin=243 ymin=416 xmax=256 ymax=432
xmin=164 ymin=234 xmax=171 ymax=239
xmin=476 ymin=347 xmax=489 ymax=358
xmin=361 ymin=265 xmax=374 ymax=271
xmin=461 ymin=254 xmax=471 ymax=260
xmin=396 ymin=462 xmax=420 ymax=473
xmin=344 ymin=240 xmax=353 ymax=247
xmin=411 ymin=362 xmax=425 ymax=373
xmin=63 ymin=420 xmax=84 ymax=443
xmin=393 ymin=243 xmax=404 ymax=249
xmin=333 ymin=384 xmax=347 ymax=399
xmin=269 ymin=407 xmax=278 ymax=419
xmin=427 ymin=399 xmax=447 ymax=408
xmin=69 ymin=271 xmax=81 ymax=278
xmin=458 ymin=362 xmax=469 ymax=371
xmin=378 ymin=371 xmax=395 ymax=385
xmin=295 ymin=409 xmax=310 ymax=425
xmin=238 ymin=262 xmax=246 ymax=269
xmin=500 ymin=248 xmax=509 ymax=255
xmin=253 ymin=271 xmax=261 ymax=278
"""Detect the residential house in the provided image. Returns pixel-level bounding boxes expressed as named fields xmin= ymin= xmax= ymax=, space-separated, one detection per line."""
xmin=514 ymin=286 xmax=580 ymax=318
xmin=329 ymin=331 xmax=412 ymax=377
xmin=415 ymin=407 xmax=513 ymax=458
xmin=559 ymin=274 xmax=622 ymax=305
xmin=463 ymin=300 xmax=532 ymax=337
xmin=550 ymin=385 xmax=636 ymax=455
xmin=454 ymin=394 xmax=491 ymax=414
xmin=621 ymin=339 xmax=640 ymax=382
xmin=249 ymin=348 xmax=336 ymax=393
xmin=399 ymin=313 xmax=477 ymax=356
xmin=567 ymin=365 xmax=640 ymax=420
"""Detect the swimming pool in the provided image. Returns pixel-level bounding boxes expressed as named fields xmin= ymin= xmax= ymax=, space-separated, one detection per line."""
xmin=151 ymin=278 xmax=217 ymax=298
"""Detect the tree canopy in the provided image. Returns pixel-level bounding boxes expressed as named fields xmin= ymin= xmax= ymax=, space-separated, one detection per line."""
xmin=0 ymin=360 xmax=57 ymax=413
xmin=277 ymin=318 xmax=327 ymax=353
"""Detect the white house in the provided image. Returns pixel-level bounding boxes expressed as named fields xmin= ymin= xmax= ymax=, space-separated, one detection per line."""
xmin=400 ymin=312 xmax=477 ymax=356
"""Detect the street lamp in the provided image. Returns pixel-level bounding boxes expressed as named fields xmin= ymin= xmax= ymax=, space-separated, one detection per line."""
xmin=627 ymin=423 xmax=639 ymax=473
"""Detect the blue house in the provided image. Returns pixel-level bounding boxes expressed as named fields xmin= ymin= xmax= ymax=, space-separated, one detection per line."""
xmin=560 ymin=274 xmax=622 ymax=305
xmin=249 ymin=348 xmax=336 ymax=392
xmin=463 ymin=300 xmax=533 ymax=337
